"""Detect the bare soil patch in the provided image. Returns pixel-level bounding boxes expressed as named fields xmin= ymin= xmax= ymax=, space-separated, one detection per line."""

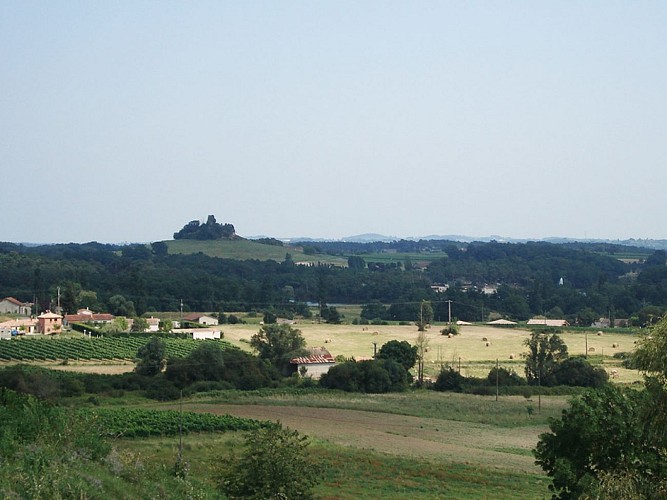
xmin=0 ymin=360 xmax=136 ymax=375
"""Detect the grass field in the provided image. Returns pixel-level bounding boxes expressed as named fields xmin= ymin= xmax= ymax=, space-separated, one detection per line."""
xmin=220 ymin=322 xmax=641 ymax=382
xmin=165 ymin=238 xmax=347 ymax=265
xmin=125 ymin=389 xmax=561 ymax=498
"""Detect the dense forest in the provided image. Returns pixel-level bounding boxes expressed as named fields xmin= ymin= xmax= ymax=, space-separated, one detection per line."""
xmin=1 ymin=238 xmax=666 ymax=326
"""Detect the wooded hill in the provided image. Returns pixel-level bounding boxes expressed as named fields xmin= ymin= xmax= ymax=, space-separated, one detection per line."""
xmin=0 ymin=236 xmax=665 ymax=326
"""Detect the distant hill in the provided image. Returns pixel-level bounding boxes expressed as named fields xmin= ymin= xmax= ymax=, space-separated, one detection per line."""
xmin=165 ymin=238 xmax=347 ymax=265
xmin=311 ymin=233 xmax=667 ymax=251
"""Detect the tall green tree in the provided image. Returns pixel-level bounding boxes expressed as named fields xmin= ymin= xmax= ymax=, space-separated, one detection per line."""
xmin=135 ymin=337 xmax=167 ymax=376
xmin=534 ymin=386 xmax=644 ymax=499
xmin=250 ymin=324 xmax=307 ymax=376
xmin=535 ymin=315 xmax=667 ymax=498
xmin=377 ymin=340 xmax=417 ymax=371
xmin=416 ymin=300 xmax=433 ymax=331
xmin=524 ymin=331 xmax=568 ymax=386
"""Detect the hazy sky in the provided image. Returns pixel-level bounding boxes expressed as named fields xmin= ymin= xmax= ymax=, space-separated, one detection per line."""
xmin=2 ymin=2 xmax=666 ymax=243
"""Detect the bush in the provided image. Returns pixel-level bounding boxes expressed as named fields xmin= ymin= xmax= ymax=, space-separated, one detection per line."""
xmin=220 ymin=424 xmax=323 ymax=499
xmin=440 ymin=324 xmax=460 ymax=336
xmin=486 ymin=366 xmax=526 ymax=386
xmin=319 ymin=360 xmax=408 ymax=393
xmin=551 ymin=357 xmax=609 ymax=388
xmin=433 ymin=366 xmax=465 ymax=392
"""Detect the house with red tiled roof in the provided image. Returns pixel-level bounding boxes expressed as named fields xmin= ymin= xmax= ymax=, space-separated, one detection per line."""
xmin=0 ymin=297 xmax=32 ymax=316
xmin=63 ymin=308 xmax=114 ymax=326
xmin=37 ymin=311 xmax=63 ymax=335
xmin=0 ymin=318 xmax=38 ymax=336
xmin=290 ymin=347 xmax=335 ymax=379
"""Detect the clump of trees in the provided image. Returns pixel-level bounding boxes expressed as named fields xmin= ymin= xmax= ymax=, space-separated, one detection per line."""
xmin=534 ymin=315 xmax=667 ymax=498
xmin=173 ymin=215 xmax=236 ymax=240
xmin=524 ymin=331 xmax=607 ymax=388
xmin=250 ymin=324 xmax=307 ymax=376
xmin=319 ymin=359 xmax=410 ymax=393
xmin=376 ymin=340 xmax=417 ymax=373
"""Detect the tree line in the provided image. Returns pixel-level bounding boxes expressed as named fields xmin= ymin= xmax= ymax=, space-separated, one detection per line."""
xmin=0 ymin=240 xmax=665 ymax=325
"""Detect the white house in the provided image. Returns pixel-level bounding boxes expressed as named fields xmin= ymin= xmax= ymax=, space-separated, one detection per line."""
xmin=0 ymin=318 xmax=37 ymax=335
xmin=290 ymin=347 xmax=335 ymax=380
xmin=183 ymin=313 xmax=219 ymax=326
xmin=192 ymin=330 xmax=222 ymax=340
xmin=527 ymin=318 xmax=569 ymax=327
xmin=146 ymin=317 xmax=160 ymax=332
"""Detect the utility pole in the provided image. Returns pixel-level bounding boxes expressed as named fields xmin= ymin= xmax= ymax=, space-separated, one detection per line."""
xmin=446 ymin=300 xmax=452 ymax=324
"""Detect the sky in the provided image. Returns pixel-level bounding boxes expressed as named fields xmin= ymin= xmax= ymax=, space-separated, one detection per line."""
xmin=2 ymin=1 xmax=666 ymax=243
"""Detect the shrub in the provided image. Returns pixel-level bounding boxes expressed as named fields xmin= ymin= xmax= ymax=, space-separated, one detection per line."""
xmin=551 ymin=357 xmax=609 ymax=388
xmin=433 ymin=366 xmax=465 ymax=392
xmin=319 ymin=360 xmax=408 ymax=393
xmin=486 ymin=366 xmax=526 ymax=386
xmin=440 ymin=324 xmax=460 ymax=336
xmin=220 ymin=424 xmax=323 ymax=499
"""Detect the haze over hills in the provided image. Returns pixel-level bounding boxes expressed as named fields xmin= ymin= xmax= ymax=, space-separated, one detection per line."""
xmin=249 ymin=233 xmax=667 ymax=251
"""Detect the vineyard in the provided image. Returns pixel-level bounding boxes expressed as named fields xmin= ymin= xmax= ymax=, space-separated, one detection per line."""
xmin=84 ymin=407 xmax=272 ymax=438
xmin=0 ymin=336 xmax=235 ymax=361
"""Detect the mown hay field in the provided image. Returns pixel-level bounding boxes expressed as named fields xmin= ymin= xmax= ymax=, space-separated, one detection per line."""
xmin=221 ymin=322 xmax=641 ymax=382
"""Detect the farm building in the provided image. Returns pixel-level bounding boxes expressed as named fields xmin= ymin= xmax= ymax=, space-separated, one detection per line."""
xmin=0 ymin=318 xmax=37 ymax=336
xmin=486 ymin=319 xmax=517 ymax=326
xmin=37 ymin=311 xmax=63 ymax=334
xmin=0 ymin=297 xmax=32 ymax=316
xmin=526 ymin=318 xmax=569 ymax=327
xmin=63 ymin=308 xmax=114 ymax=326
xmin=192 ymin=330 xmax=222 ymax=340
xmin=290 ymin=347 xmax=335 ymax=379
xmin=183 ymin=313 xmax=219 ymax=326
xmin=146 ymin=317 xmax=160 ymax=332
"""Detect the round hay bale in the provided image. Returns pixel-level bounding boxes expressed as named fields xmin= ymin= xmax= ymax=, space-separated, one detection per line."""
xmin=485 ymin=341 xmax=491 ymax=347
xmin=597 ymin=331 xmax=603 ymax=336
xmin=612 ymin=343 xmax=618 ymax=348
xmin=509 ymin=353 xmax=515 ymax=360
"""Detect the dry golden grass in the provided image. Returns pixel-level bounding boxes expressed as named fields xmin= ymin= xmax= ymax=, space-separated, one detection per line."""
xmin=221 ymin=322 xmax=642 ymax=382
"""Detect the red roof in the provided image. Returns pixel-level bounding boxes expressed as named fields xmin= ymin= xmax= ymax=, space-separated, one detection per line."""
xmin=290 ymin=348 xmax=335 ymax=365
xmin=2 ymin=297 xmax=29 ymax=306
xmin=290 ymin=354 xmax=335 ymax=365
xmin=64 ymin=313 xmax=114 ymax=322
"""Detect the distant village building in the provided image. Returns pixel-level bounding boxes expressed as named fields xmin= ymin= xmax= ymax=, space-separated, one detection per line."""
xmin=527 ymin=318 xmax=569 ymax=327
xmin=290 ymin=347 xmax=335 ymax=380
xmin=37 ymin=311 xmax=63 ymax=334
xmin=63 ymin=308 xmax=114 ymax=326
xmin=192 ymin=330 xmax=222 ymax=340
xmin=183 ymin=314 xmax=218 ymax=326
xmin=0 ymin=318 xmax=38 ymax=336
xmin=430 ymin=285 xmax=449 ymax=293
xmin=146 ymin=317 xmax=160 ymax=332
xmin=486 ymin=319 xmax=517 ymax=326
xmin=0 ymin=297 xmax=32 ymax=316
